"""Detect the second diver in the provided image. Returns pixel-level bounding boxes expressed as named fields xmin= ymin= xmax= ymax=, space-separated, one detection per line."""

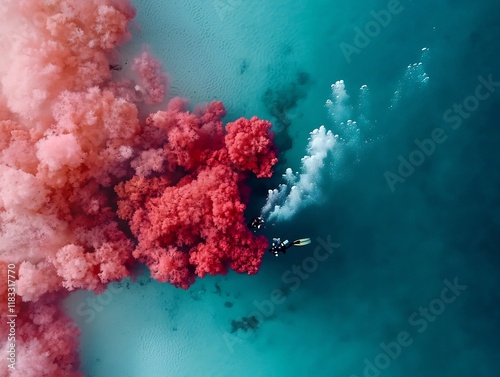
xmin=269 ymin=237 xmax=311 ymax=257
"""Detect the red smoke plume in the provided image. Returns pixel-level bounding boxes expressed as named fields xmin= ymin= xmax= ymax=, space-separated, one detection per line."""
xmin=0 ymin=0 xmax=276 ymax=375
xmin=116 ymin=102 xmax=276 ymax=288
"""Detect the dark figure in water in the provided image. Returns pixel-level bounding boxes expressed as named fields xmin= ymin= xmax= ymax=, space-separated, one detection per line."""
xmin=249 ymin=216 xmax=265 ymax=231
xmin=109 ymin=64 xmax=123 ymax=71
xmin=269 ymin=237 xmax=311 ymax=257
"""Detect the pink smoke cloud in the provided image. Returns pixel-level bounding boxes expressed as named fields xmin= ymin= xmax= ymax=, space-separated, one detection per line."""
xmin=0 ymin=0 xmax=140 ymax=298
xmin=116 ymin=100 xmax=276 ymax=288
xmin=132 ymin=49 xmax=168 ymax=105
xmin=0 ymin=0 xmax=277 ymax=375
xmin=1 ymin=1 xmax=139 ymax=374
xmin=1 ymin=287 xmax=83 ymax=377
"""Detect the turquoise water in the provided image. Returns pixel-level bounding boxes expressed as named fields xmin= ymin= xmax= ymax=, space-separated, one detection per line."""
xmin=64 ymin=0 xmax=500 ymax=376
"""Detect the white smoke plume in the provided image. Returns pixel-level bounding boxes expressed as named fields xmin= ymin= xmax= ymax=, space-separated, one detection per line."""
xmin=262 ymin=126 xmax=336 ymax=222
xmin=261 ymin=80 xmax=372 ymax=223
xmin=325 ymin=79 xmax=352 ymax=126
xmin=390 ymin=47 xmax=430 ymax=109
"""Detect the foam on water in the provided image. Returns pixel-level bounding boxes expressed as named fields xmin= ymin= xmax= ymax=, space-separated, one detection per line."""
xmin=326 ymin=80 xmax=353 ymax=127
xmin=390 ymin=47 xmax=431 ymax=109
xmin=262 ymin=126 xmax=336 ymax=222
xmin=262 ymin=77 xmax=380 ymax=222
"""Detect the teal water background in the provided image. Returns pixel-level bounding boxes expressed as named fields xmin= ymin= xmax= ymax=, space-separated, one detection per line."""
xmin=64 ymin=0 xmax=500 ymax=376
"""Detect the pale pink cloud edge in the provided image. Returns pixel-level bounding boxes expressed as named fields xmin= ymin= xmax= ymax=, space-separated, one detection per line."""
xmin=0 ymin=1 xmax=277 ymax=375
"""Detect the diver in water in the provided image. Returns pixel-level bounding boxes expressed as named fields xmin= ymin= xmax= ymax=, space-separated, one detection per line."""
xmin=269 ymin=237 xmax=311 ymax=257
xmin=249 ymin=216 xmax=265 ymax=231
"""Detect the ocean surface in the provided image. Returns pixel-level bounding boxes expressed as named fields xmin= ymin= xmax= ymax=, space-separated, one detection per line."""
xmin=64 ymin=0 xmax=500 ymax=376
